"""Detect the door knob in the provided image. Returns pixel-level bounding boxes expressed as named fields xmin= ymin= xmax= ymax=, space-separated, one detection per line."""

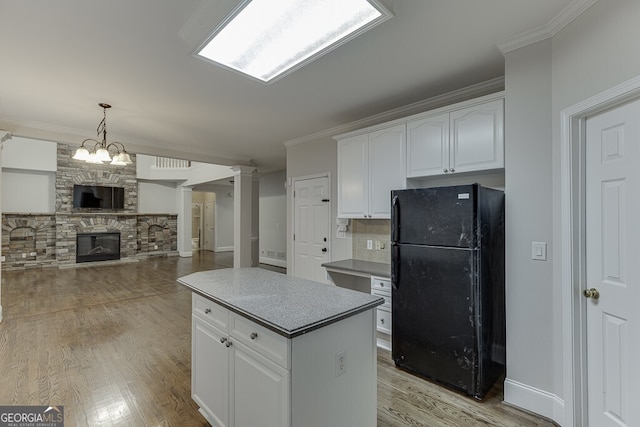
xmin=583 ymin=288 xmax=600 ymax=300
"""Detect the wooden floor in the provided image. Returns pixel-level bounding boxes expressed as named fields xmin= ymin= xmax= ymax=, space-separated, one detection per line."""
xmin=0 ymin=252 xmax=554 ymax=427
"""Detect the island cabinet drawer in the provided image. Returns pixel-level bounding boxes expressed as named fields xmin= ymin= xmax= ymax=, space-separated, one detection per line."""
xmin=192 ymin=294 xmax=228 ymax=331
xmin=230 ymin=313 xmax=291 ymax=369
xmin=371 ymin=276 xmax=391 ymax=294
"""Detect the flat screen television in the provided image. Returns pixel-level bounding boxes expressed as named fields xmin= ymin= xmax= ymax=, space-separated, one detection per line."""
xmin=73 ymin=185 xmax=125 ymax=209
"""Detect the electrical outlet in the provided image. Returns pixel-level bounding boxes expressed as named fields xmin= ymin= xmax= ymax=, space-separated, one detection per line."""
xmin=374 ymin=240 xmax=381 ymax=250
xmin=154 ymin=245 xmax=158 ymax=250
xmin=1 ymin=256 xmax=5 ymax=262
xmin=366 ymin=240 xmax=373 ymax=250
xmin=22 ymin=253 xmax=27 ymax=258
xmin=335 ymin=350 xmax=347 ymax=377
xmin=30 ymin=252 xmax=37 ymax=256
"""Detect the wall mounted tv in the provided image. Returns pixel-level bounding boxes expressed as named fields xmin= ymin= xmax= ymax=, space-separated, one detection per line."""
xmin=73 ymin=185 xmax=125 ymax=209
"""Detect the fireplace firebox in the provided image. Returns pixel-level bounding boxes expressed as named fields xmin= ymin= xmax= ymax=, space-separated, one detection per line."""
xmin=76 ymin=232 xmax=121 ymax=263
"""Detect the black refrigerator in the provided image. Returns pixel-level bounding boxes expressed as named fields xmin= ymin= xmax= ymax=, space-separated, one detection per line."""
xmin=390 ymin=184 xmax=505 ymax=399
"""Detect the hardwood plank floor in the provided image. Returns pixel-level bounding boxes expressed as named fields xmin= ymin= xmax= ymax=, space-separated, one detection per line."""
xmin=0 ymin=252 xmax=554 ymax=426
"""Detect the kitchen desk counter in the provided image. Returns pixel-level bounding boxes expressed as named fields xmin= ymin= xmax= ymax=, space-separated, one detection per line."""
xmin=322 ymin=259 xmax=391 ymax=279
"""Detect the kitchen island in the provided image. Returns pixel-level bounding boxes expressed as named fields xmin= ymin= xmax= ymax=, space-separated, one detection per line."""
xmin=178 ymin=268 xmax=384 ymax=427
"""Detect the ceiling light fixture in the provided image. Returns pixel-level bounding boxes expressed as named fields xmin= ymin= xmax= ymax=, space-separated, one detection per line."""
xmin=196 ymin=0 xmax=392 ymax=83
xmin=72 ymin=103 xmax=133 ymax=166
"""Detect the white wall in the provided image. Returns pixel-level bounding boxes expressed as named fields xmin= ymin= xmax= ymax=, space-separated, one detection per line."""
xmin=2 ymin=137 xmax=57 ymax=171
xmin=286 ymin=137 xmax=353 ymax=273
xmin=214 ymin=186 xmax=234 ymax=251
xmin=503 ymin=1 xmax=640 ymax=423
xmin=1 ymin=137 xmax=57 ymax=212
xmin=259 ymin=170 xmax=286 ymax=267
xmin=137 ymin=180 xmax=178 ymax=213
xmin=504 ymin=39 xmax=555 ymax=417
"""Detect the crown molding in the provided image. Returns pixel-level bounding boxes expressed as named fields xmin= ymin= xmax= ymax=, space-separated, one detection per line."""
xmin=498 ymin=0 xmax=599 ymax=54
xmin=283 ymin=76 xmax=504 ymax=147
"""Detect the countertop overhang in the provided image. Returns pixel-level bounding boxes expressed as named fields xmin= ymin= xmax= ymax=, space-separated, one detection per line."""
xmin=178 ymin=268 xmax=384 ymax=338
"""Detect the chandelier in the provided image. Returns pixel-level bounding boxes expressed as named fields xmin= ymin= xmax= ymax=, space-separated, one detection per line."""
xmin=72 ymin=103 xmax=133 ymax=165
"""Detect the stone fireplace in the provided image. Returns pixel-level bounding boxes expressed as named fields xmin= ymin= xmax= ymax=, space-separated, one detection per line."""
xmin=1 ymin=143 xmax=179 ymax=271
xmin=76 ymin=232 xmax=121 ymax=263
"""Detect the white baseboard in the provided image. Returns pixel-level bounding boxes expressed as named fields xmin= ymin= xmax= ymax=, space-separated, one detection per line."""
xmin=259 ymin=257 xmax=286 ymax=268
xmin=214 ymin=246 xmax=233 ymax=252
xmin=503 ymin=378 xmax=564 ymax=425
xmin=179 ymin=251 xmax=193 ymax=257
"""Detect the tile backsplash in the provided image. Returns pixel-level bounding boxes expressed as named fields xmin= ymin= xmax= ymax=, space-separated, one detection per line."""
xmin=352 ymin=219 xmax=391 ymax=264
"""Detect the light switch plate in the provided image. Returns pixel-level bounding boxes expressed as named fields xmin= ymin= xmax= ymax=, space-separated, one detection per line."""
xmin=531 ymin=242 xmax=547 ymax=261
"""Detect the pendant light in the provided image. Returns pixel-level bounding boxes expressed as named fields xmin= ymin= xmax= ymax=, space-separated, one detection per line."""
xmin=72 ymin=103 xmax=133 ymax=165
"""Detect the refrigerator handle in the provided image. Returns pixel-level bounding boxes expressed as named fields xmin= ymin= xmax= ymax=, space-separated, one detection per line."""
xmin=391 ymin=244 xmax=399 ymax=290
xmin=391 ymin=195 xmax=399 ymax=243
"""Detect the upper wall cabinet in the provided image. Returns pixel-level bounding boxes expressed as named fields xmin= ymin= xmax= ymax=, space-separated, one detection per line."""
xmin=337 ymin=124 xmax=406 ymax=219
xmin=406 ymin=99 xmax=504 ymax=177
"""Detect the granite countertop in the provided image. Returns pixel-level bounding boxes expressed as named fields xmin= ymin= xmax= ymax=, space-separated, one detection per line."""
xmin=177 ymin=268 xmax=384 ymax=339
xmin=321 ymin=259 xmax=391 ymax=279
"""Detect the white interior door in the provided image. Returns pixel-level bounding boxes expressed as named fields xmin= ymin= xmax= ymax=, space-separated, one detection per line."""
xmin=585 ymin=98 xmax=640 ymax=427
xmin=293 ymin=176 xmax=330 ymax=283
xmin=204 ymin=201 xmax=215 ymax=251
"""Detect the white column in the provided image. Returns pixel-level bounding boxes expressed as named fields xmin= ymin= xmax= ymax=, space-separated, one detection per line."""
xmin=177 ymin=185 xmax=193 ymax=257
xmin=0 ymin=130 xmax=12 ymax=322
xmin=232 ymin=165 xmax=258 ymax=267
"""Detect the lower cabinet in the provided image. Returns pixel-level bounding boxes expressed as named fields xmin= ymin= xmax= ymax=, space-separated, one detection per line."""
xmin=191 ymin=293 xmax=377 ymax=427
xmin=192 ymin=297 xmax=290 ymax=427
xmin=192 ymin=316 xmax=230 ymax=427
xmin=371 ymin=276 xmax=392 ymax=350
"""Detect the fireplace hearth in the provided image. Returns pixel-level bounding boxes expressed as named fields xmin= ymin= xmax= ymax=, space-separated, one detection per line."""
xmin=76 ymin=232 xmax=121 ymax=263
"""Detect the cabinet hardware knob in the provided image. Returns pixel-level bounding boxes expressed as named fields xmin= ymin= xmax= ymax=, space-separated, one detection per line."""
xmin=321 ymin=248 xmax=327 ymax=253
xmin=250 ymin=332 xmax=258 ymax=340
xmin=379 ymin=282 xmax=385 ymax=287
xmin=443 ymin=168 xmax=448 ymax=173
xmin=220 ymin=337 xmax=227 ymax=344
xmin=380 ymin=318 xmax=385 ymax=324
xmin=225 ymin=341 xmax=233 ymax=348
xmin=450 ymin=168 xmax=455 ymax=173
xmin=204 ymin=308 xmax=211 ymax=314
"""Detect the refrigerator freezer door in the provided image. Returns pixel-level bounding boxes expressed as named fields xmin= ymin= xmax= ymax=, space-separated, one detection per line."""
xmin=392 ymin=244 xmax=480 ymax=395
xmin=391 ymin=184 xmax=477 ymax=248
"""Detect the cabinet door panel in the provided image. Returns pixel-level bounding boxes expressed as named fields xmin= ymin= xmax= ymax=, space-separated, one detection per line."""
xmin=406 ymin=113 xmax=450 ymax=177
xmin=369 ymin=125 xmax=406 ymax=218
xmin=337 ymin=134 xmax=368 ymax=218
xmin=192 ymin=316 xmax=229 ymax=427
xmin=450 ymin=99 xmax=504 ymax=173
xmin=233 ymin=342 xmax=290 ymax=427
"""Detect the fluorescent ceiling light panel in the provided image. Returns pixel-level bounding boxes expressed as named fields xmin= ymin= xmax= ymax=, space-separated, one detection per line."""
xmin=196 ymin=0 xmax=392 ymax=83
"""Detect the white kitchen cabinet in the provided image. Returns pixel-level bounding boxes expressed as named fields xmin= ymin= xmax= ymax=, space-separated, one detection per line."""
xmin=192 ymin=294 xmax=290 ymax=427
xmin=406 ymin=99 xmax=504 ymax=177
xmin=233 ymin=342 xmax=290 ymax=427
xmin=191 ymin=291 xmax=377 ymax=427
xmin=371 ymin=276 xmax=392 ymax=350
xmin=337 ymin=124 xmax=406 ymax=219
xmin=192 ymin=316 xmax=230 ymax=427
xmin=450 ymin=99 xmax=504 ymax=173
xmin=406 ymin=112 xmax=450 ymax=177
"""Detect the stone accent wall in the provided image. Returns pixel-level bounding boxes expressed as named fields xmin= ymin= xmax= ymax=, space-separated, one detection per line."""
xmin=2 ymin=214 xmax=57 ymax=269
xmin=55 ymin=214 xmax=138 ymax=267
xmin=1 ymin=143 xmax=178 ymax=271
xmin=136 ymin=215 xmax=178 ymax=254
xmin=56 ymin=143 xmax=137 ymax=213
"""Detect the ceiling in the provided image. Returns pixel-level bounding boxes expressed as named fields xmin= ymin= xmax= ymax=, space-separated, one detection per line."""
xmin=0 ymin=0 xmax=578 ymax=173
